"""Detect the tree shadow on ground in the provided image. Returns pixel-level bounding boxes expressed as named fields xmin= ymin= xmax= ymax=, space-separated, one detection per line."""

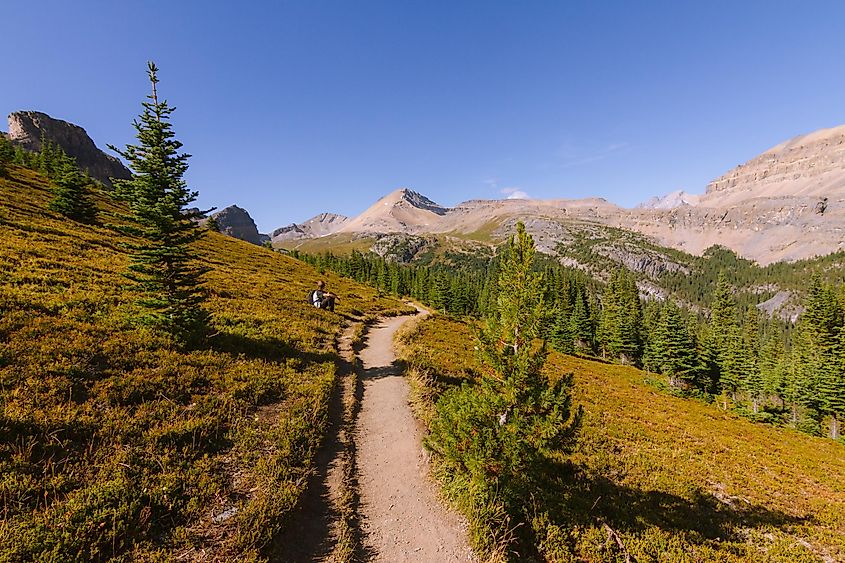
xmin=205 ymin=330 xmax=338 ymax=366
xmin=545 ymin=461 xmax=812 ymax=544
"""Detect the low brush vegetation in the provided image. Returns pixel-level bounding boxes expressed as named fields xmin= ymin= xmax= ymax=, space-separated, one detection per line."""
xmin=0 ymin=165 xmax=411 ymax=561
xmin=398 ymin=316 xmax=845 ymax=562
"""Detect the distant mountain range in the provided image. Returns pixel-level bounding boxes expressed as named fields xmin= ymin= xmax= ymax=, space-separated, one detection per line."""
xmin=7 ymin=109 xmax=844 ymax=264
xmin=276 ymin=124 xmax=845 ymax=266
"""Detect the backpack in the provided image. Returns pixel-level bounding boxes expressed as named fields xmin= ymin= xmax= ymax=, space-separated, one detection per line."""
xmin=307 ymin=290 xmax=317 ymax=305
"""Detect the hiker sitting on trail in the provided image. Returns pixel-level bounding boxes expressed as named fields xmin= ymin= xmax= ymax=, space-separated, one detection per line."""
xmin=311 ymin=280 xmax=337 ymax=312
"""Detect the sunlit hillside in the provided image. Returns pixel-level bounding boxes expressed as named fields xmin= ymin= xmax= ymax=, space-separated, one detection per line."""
xmin=399 ymin=316 xmax=845 ymax=562
xmin=0 ymin=166 xmax=412 ymax=561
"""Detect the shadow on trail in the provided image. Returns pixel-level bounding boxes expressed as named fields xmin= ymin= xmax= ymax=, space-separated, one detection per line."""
xmin=359 ymin=362 xmax=403 ymax=382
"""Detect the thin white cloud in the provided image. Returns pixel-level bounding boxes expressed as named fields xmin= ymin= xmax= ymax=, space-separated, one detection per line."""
xmin=555 ymin=142 xmax=630 ymax=169
xmin=501 ymin=187 xmax=530 ymax=200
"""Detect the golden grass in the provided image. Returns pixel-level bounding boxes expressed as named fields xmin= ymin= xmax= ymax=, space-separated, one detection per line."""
xmin=400 ymin=315 xmax=845 ymax=562
xmin=0 ymin=166 xmax=412 ymax=561
xmin=275 ymin=233 xmax=376 ymax=255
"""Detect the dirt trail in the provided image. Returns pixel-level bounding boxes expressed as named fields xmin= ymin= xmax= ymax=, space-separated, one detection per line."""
xmin=355 ymin=314 xmax=475 ymax=562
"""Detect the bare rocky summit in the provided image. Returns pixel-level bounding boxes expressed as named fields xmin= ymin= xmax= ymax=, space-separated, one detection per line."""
xmin=7 ymin=111 xmax=131 ymax=188
xmin=702 ymin=124 xmax=845 ymax=206
xmin=207 ymin=205 xmax=269 ymax=246
xmin=271 ymin=212 xmax=348 ymax=242
xmin=622 ymin=125 xmax=845 ymax=264
xmin=636 ymin=189 xmax=700 ymax=210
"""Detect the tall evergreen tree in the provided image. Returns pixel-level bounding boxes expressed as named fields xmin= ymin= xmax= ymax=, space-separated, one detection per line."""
xmin=110 ymin=62 xmax=213 ymax=343
xmin=647 ymin=301 xmax=700 ymax=389
xmin=0 ymin=134 xmax=14 ymax=177
xmin=599 ymin=269 xmax=642 ymax=364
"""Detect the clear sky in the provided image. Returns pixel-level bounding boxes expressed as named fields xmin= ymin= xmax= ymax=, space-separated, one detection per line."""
xmin=3 ymin=1 xmax=844 ymax=232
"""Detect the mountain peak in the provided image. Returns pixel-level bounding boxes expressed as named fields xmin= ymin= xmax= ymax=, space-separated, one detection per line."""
xmin=336 ymin=188 xmax=448 ymax=234
xmin=636 ymin=189 xmax=700 ymax=210
xmin=7 ymin=110 xmax=131 ymax=188
xmin=379 ymin=188 xmax=447 ymax=215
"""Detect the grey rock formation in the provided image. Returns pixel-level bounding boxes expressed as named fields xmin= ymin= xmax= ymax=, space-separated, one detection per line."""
xmin=371 ymin=234 xmax=431 ymax=263
xmin=207 ymin=205 xmax=266 ymax=245
xmin=636 ymin=189 xmax=700 ymax=210
xmin=7 ymin=111 xmax=131 ymax=187
xmin=272 ymin=212 xmax=349 ymax=242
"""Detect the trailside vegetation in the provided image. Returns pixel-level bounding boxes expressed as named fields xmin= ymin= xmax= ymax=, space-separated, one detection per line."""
xmin=109 ymin=62 xmax=213 ymax=344
xmin=398 ymin=315 xmax=845 ymax=561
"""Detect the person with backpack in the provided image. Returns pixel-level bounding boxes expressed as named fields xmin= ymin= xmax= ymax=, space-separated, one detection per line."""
xmin=309 ymin=280 xmax=337 ymax=312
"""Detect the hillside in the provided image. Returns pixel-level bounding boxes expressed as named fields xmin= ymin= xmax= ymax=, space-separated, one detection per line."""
xmin=399 ymin=316 xmax=845 ymax=562
xmin=0 ymin=166 xmax=411 ymax=561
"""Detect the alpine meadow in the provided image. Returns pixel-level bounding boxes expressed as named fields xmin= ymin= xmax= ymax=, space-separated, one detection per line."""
xmin=3 ymin=3 xmax=845 ymax=563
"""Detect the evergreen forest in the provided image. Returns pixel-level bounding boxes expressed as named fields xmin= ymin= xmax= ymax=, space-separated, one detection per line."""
xmin=297 ymin=247 xmax=845 ymax=441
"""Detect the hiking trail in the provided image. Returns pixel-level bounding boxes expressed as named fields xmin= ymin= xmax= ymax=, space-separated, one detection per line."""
xmin=355 ymin=312 xmax=475 ymax=562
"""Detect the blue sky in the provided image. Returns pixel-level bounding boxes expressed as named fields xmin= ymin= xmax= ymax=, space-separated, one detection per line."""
xmin=3 ymin=1 xmax=844 ymax=232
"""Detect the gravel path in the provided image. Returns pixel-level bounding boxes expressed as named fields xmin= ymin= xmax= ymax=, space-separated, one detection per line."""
xmin=355 ymin=314 xmax=475 ymax=562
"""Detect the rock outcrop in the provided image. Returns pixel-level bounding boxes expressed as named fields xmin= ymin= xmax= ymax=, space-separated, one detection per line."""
xmin=7 ymin=111 xmax=131 ymax=188
xmin=370 ymin=234 xmax=431 ymax=263
xmin=207 ymin=205 xmax=267 ymax=245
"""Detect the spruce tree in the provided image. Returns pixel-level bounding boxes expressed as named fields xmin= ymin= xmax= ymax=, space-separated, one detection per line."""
xmin=599 ymin=269 xmax=642 ymax=364
xmin=110 ymin=62 xmax=213 ymax=343
xmin=741 ymin=309 xmax=764 ymax=414
xmin=649 ymin=301 xmax=700 ymax=389
xmin=48 ymin=150 xmax=98 ymax=223
xmin=710 ymin=272 xmax=740 ymax=405
xmin=570 ymin=289 xmax=594 ymax=354
xmin=426 ymin=222 xmax=581 ymax=526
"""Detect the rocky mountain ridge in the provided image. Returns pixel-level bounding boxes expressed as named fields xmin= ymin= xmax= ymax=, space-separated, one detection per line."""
xmin=272 ymin=212 xmax=348 ymax=242
xmin=335 ymin=188 xmax=448 ymax=234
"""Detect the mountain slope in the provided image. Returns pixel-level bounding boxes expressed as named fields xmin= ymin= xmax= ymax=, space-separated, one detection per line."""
xmin=400 ymin=316 xmax=845 ymax=561
xmin=703 ymin=124 xmax=845 ymax=206
xmin=0 ymin=165 xmax=411 ymax=561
